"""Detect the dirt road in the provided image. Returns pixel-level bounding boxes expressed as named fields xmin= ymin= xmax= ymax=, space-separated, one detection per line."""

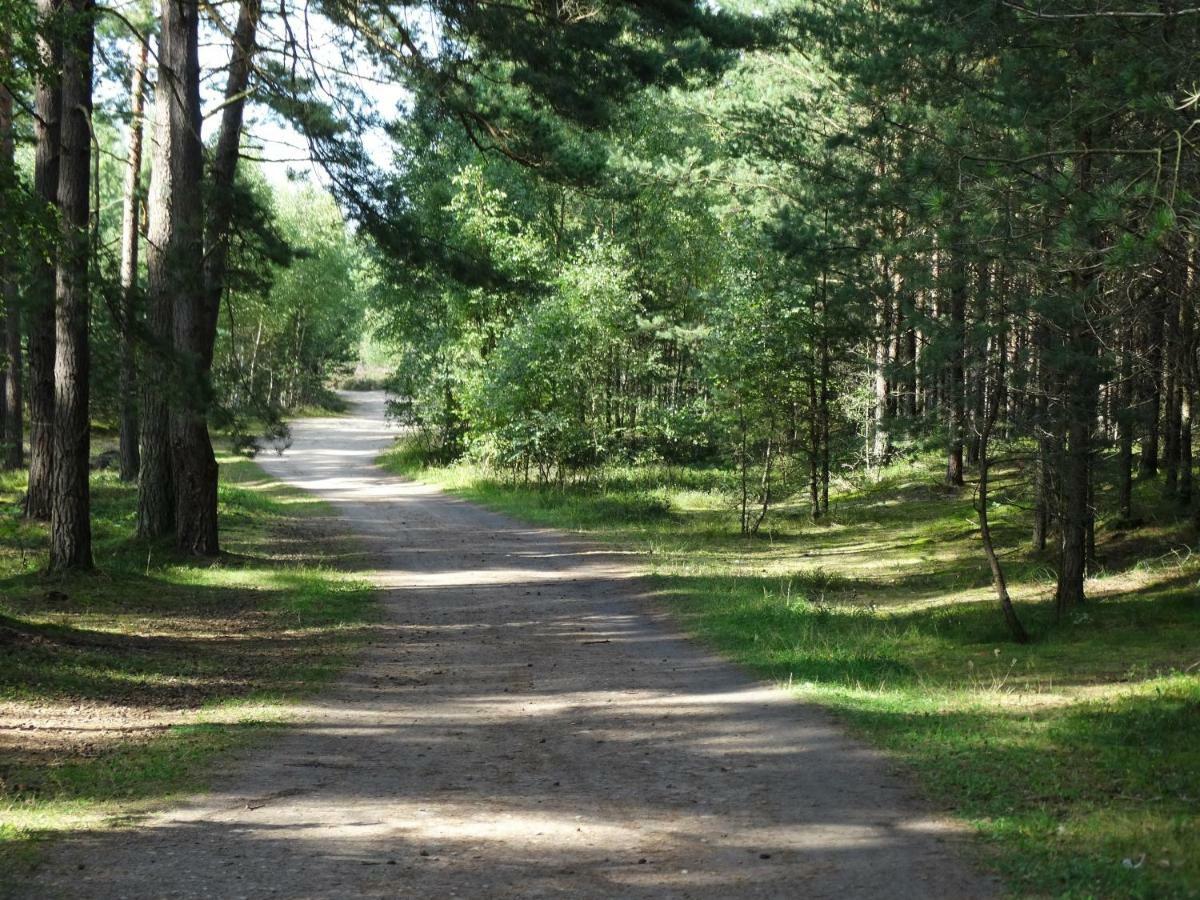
xmin=25 ymin=392 xmax=996 ymax=898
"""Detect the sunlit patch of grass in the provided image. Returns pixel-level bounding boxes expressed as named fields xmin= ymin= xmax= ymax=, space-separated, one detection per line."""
xmin=379 ymin=435 xmax=1200 ymax=898
xmin=0 ymin=452 xmax=376 ymax=878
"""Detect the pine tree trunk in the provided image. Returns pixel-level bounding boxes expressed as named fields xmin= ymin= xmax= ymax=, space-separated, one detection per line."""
xmin=26 ymin=0 xmax=62 ymax=519
xmin=48 ymin=0 xmax=94 ymax=574
xmin=1056 ymin=127 xmax=1099 ymax=616
xmin=872 ymin=282 xmax=892 ymax=468
xmin=164 ymin=0 xmax=261 ymax=555
xmin=968 ymin=262 xmax=989 ymax=466
xmin=1180 ymin=254 xmax=1195 ymax=508
xmin=1057 ymin=370 xmax=1094 ymax=615
xmin=977 ymin=383 xmax=1028 ymax=644
xmin=158 ymin=0 xmax=216 ymax=556
xmin=1032 ymin=319 xmax=1052 ymax=551
xmin=0 ymin=34 xmax=22 ymax=470
xmin=118 ymin=36 xmax=148 ymax=483
xmin=138 ymin=23 xmax=178 ymax=540
xmin=808 ymin=361 xmax=820 ymax=522
xmin=945 ymin=210 xmax=966 ymax=487
xmin=1118 ymin=334 xmax=1134 ymax=520
xmin=819 ymin=283 xmax=831 ymax=516
xmin=1163 ymin=290 xmax=1181 ymax=498
xmin=203 ymin=0 xmax=260 ymax=312
xmin=1139 ymin=295 xmax=1165 ymax=478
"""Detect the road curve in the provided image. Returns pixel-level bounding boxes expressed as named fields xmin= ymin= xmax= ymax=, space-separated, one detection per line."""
xmin=24 ymin=391 xmax=997 ymax=899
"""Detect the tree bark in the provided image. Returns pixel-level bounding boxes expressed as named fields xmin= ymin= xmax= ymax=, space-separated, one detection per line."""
xmin=137 ymin=23 xmax=177 ymax=539
xmin=153 ymin=0 xmax=215 ymax=555
xmin=118 ymin=36 xmax=149 ymax=482
xmin=26 ymin=0 xmax=63 ymax=519
xmin=1031 ymin=319 xmax=1053 ymax=551
xmin=977 ymin=382 xmax=1028 ymax=644
xmin=203 ymin=0 xmax=260 ymax=312
xmin=162 ymin=0 xmax=263 ymax=555
xmin=872 ymin=279 xmax=892 ymax=468
xmin=1055 ymin=127 xmax=1099 ymax=616
xmin=1163 ymin=288 xmax=1181 ymax=498
xmin=945 ymin=210 xmax=966 ymax=487
xmin=48 ymin=0 xmax=95 ymax=573
xmin=1180 ymin=250 xmax=1195 ymax=508
xmin=0 ymin=32 xmax=22 ymax=470
xmin=1138 ymin=293 xmax=1165 ymax=478
xmin=1118 ymin=333 xmax=1134 ymax=520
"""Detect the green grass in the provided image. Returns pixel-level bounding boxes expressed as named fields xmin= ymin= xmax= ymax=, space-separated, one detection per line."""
xmin=0 ymin=455 xmax=376 ymax=877
xmin=380 ymin=440 xmax=1200 ymax=899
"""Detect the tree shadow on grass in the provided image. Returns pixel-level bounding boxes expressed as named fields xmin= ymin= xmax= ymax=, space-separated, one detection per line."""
xmin=836 ymin=681 xmax=1200 ymax=900
xmin=651 ymin=567 xmax=1200 ymax=693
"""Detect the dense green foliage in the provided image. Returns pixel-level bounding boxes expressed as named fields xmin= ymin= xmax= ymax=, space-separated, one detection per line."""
xmin=372 ymin=0 xmax=1200 ymax=626
xmin=2 ymin=0 xmax=1198 ymax=891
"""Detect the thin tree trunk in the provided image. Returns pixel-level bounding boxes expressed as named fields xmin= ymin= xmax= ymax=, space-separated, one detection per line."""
xmin=1032 ymin=321 xmax=1052 ymax=551
xmin=202 ymin=0 xmax=260 ymax=311
xmin=977 ymin=381 xmax=1028 ymax=643
xmin=0 ymin=33 xmax=22 ymax=470
xmin=873 ymin=286 xmax=892 ymax=468
xmin=118 ymin=35 xmax=148 ymax=482
xmin=191 ymin=0 xmax=260 ymax=524
xmin=808 ymin=365 xmax=820 ymax=522
xmin=48 ymin=0 xmax=95 ymax=573
xmin=751 ymin=432 xmax=773 ymax=536
xmin=1056 ymin=125 xmax=1099 ymax=615
xmin=1118 ymin=333 xmax=1134 ymax=520
xmin=968 ymin=261 xmax=989 ymax=466
xmin=1163 ymin=289 xmax=1181 ymax=498
xmin=26 ymin=0 xmax=63 ymax=519
xmin=1139 ymin=293 xmax=1165 ymax=478
xmin=946 ymin=210 xmax=966 ymax=487
xmin=739 ymin=412 xmax=749 ymax=535
xmin=1180 ymin=250 xmax=1196 ymax=508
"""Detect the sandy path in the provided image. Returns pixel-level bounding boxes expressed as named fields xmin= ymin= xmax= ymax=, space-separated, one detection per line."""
xmin=24 ymin=391 xmax=997 ymax=898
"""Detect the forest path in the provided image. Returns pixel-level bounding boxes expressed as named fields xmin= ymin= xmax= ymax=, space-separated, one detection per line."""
xmin=25 ymin=391 xmax=997 ymax=899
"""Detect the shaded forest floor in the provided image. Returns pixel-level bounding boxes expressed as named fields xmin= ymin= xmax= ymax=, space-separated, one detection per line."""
xmin=0 ymin=452 xmax=376 ymax=880
xmin=379 ymin=441 xmax=1200 ymax=899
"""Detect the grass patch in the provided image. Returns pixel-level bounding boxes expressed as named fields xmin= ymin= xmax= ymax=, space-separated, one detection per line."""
xmin=380 ymin=437 xmax=1200 ymax=899
xmin=0 ymin=455 xmax=375 ymax=877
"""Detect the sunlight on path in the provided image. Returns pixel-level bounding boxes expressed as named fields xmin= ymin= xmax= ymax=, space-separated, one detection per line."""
xmin=24 ymin=391 xmax=997 ymax=899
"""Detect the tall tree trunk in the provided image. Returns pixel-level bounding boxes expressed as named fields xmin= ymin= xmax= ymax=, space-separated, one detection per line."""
xmin=1163 ymin=288 xmax=1181 ymax=499
xmin=162 ymin=0 xmax=262 ymax=553
xmin=203 ymin=0 xmax=260 ymax=308
xmin=872 ymin=280 xmax=892 ymax=468
xmin=137 ymin=24 xmax=176 ymax=539
xmin=808 ymin=359 xmax=820 ymax=522
xmin=1180 ymin=252 xmax=1195 ymax=508
xmin=0 ymin=32 xmax=22 ymax=470
xmin=118 ymin=35 xmax=149 ymax=482
xmin=1055 ymin=127 xmax=1099 ymax=615
xmin=968 ymin=261 xmax=989 ymax=466
xmin=156 ymin=0 xmax=215 ymax=555
xmin=1032 ymin=320 xmax=1052 ymax=551
xmin=49 ymin=0 xmax=94 ymax=573
xmin=1118 ymin=332 xmax=1134 ymax=520
xmin=1139 ymin=294 xmax=1165 ymax=478
xmin=945 ymin=210 xmax=966 ymax=487
xmin=26 ymin=0 xmax=63 ymax=519
xmin=819 ymin=274 xmax=831 ymax=516
xmin=1057 ymin=333 xmax=1095 ymax=615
